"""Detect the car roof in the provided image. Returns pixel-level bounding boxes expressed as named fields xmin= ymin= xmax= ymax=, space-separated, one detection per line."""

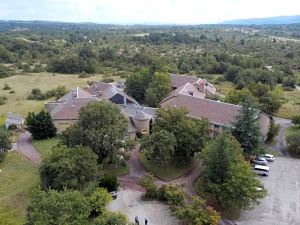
xmin=254 ymin=165 xmax=269 ymax=170
xmin=264 ymin=154 xmax=274 ymax=157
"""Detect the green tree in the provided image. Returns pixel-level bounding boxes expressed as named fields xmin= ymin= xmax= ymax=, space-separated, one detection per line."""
xmin=174 ymin=197 xmax=221 ymax=225
xmin=267 ymin=120 xmax=280 ymax=142
xmin=26 ymin=190 xmax=90 ymax=225
xmin=40 ymin=145 xmax=101 ymax=191
xmin=125 ymin=68 xmax=152 ymax=103
xmin=61 ymin=101 xmax=127 ymax=163
xmin=141 ymin=130 xmax=176 ymax=165
xmin=0 ymin=129 xmax=11 ymax=162
xmin=224 ymin=88 xmax=258 ymax=106
xmin=25 ymin=110 xmax=57 ymax=140
xmin=292 ymin=114 xmax=300 ymax=127
xmin=201 ymin=133 xmax=266 ymax=211
xmin=287 ymin=133 xmax=300 ymax=157
xmin=154 ymin=107 xmax=209 ymax=164
xmin=145 ymin=72 xmax=171 ymax=107
xmin=89 ymin=188 xmax=112 ymax=216
xmin=231 ymin=99 xmax=261 ymax=156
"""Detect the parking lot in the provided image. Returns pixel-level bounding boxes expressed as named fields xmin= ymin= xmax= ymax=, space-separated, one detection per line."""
xmin=108 ymin=189 xmax=179 ymax=225
xmin=236 ymin=156 xmax=300 ymax=225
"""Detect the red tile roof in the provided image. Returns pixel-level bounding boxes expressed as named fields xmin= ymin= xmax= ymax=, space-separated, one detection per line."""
xmin=161 ymin=94 xmax=242 ymax=126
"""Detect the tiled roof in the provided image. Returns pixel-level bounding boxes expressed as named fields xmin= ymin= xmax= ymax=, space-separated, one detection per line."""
xmin=86 ymin=81 xmax=139 ymax=105
xmin=161 ymin=94 xmax=242 ymax=126
xmin=160 ymin=82 xmax=205 ymax=104
xmin=170 ymin=74 xmax=199 ymax=88
xmin=59 ymin=87 xmax=94 ymax=102
xmin=51 ymin=98 xmax=95 ymax=120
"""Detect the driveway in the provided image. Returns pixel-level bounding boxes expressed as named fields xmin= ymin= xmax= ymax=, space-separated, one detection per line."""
xmin=236 ymin=157 xmax=300 ymax=225
xmin=16 ymin=131 xmax=41 ymax=165
xmin=108 ymin=189 xmax=180 ymax=225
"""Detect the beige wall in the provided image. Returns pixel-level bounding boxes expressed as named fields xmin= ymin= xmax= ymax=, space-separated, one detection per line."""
xmin=132 ymin=118 xmax=151 ymax=134
xmin=53 ymin=119 xmax=77 ymax=132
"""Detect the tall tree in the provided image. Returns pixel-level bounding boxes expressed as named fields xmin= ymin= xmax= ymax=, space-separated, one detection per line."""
xmin=125 ymin=68 xmax=152 ymax=103
xmin=0 ymin=129 xmax=11 ymax=162
xmin=231 ymin=99 xmax=261 ymax=156
xmin=145 ymin=72 xmax=171 ymax=107
xmin=26 ymin=190 xmax=90 ymax=225
xmin=154 ymin=107 xmax=209 ymax=164
xmin=141 ymin=130 xmax=176 ymax=166
xmin=201 ymin=133 xmax=266 ymax=211
xmin=40 ymin=145 xmax=101 ymax=191
xmin=61 ymin=101 xmax=128 ymax=163
xmin=25 ymin=110 xmax=57 ymax=140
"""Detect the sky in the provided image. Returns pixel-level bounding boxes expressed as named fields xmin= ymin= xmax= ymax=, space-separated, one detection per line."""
xmin=1 ymin=0 xmax=300 ymax=24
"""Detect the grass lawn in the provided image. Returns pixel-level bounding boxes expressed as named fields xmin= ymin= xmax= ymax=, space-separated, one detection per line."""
xmin=214 ymin=81 xmax=235 ymax=95
xmin=194 ymin=177 xmax=240 ymax=220
xmin=140 ymin=152 xmax=194 ymax=181
xmin=0 ymin=152 xmax=39 ymax=225
xmin=0 ymin=72 xmax=103 ymax=116
xmin=286 ymin=125 xmax=300 ymax=138
xmin=103 ymin=161 xmax=130 ymax=177
xmin=275 ymin=88 xmax=300 ymax=119
xmin=0 ymin=115 xmax=5 ymax=128
xmin=32 ymin=136 xmax=60 ymax=159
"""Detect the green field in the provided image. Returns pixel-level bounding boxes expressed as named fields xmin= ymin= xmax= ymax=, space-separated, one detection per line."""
xmin=32 ymin=136 xmax=60 ymax=159
xmin=0 ymin=152 xmax=39 ymax=225
xmin=140 ymin=152 xmax=194 ymax=181
xmin=0 ymin=72 xmax=104 ymax=116
xmin=275 ymin=89 xmax=300 ymax=119
xmin=286 ymin=125 xmax=300 ymax=137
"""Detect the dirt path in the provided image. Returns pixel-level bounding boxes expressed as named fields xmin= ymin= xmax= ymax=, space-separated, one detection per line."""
xmin=16 ymin=131 xmax=42 ymax=165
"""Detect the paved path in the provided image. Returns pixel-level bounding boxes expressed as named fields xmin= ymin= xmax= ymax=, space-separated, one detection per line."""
xmin=16 ymin=131 xmax=42 ymax=165
xmin=270 ymin=117 xmax=292 ymax=156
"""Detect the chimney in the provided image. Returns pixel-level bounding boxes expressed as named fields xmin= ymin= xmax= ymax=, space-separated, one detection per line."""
xmin=76 ymin=86 xmax=79 ymax=98
xmin=198 ymin=79 xmax=206 ymax=93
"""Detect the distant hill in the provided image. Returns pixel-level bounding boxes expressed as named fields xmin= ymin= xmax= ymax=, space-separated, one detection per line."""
xmin=223 ymin=15 xmax=300 ymax=25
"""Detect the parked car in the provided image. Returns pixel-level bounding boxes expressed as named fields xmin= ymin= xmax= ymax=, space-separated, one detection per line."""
xmin=110 ymin=191 xmax=117 ymax=200
xmin=262 ymin=154 xmax=275 ymax=162
xmin=251 ymin=157 xmax=268 ymax=166
xmin=253 ymin=165 xmax=270 ymax=176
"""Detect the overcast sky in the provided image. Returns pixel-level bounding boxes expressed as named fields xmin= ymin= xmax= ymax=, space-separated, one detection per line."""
xmin=1 ymin=0 xmax=300 ymax=24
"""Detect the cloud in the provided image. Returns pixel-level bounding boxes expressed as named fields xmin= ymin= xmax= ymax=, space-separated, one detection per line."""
xmin=0 ymin=0 xmax=300 ymax=24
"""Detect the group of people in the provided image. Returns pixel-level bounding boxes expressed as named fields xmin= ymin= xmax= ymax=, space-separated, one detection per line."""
xmin=135 ymin=216 xmax=148 ymax=225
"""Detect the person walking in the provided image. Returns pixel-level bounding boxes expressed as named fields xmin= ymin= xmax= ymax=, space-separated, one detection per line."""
xmin=145 ymin=218 xmax=148 ymax=225
xmin=135 ymin=216 xmax=139 ymax=224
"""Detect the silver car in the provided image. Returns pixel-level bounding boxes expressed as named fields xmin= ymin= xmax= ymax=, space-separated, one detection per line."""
xmin=262 ymin=154 xmax=275 ymax=162
xmin=251 ymin=157 xmax=268 ymax=166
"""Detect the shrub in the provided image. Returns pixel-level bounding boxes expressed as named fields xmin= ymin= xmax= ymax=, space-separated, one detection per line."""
xmin=99 ymin=174 xmax=119 ymax=192
xmin=287 ymin=133 xmax=300 ymax=157
xmin=79 ymin=71 xmax=92 ymax=78
xmin=27 ymin=88 xmax=46 ymax=100
xmin=292 ymin=115 xmax=300 ymax=127
xmin=158 ymin=184 xmax=186 ymax=206
xmin=3 ymin=83 xmax=11 ymax=90
xmin=101 ymin=77 xmax=114 ymax=83
xmin=139 ymin=174 xmax=158 ymax=199
xmin=0 ymin=96 xmax=7 ymax=105
xmin=267 ymin=120 xmax=280 ymax=142
xmin=9 ymin=90 xmax=15 ymax=94
xmin=0 ymin=129 xmax=11 ymax=162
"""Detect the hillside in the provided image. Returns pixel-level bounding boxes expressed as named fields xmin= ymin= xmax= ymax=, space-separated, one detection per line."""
xmin=223 ymin=15 xmax=300 ymax=25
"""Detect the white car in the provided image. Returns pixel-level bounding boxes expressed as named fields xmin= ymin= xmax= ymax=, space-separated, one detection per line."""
xmin=253 ymin=165 xmax=270 ymax=176
xmin=263 ymin=154 xmax=275 ymax=162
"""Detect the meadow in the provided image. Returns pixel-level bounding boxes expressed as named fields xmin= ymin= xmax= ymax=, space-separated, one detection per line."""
xmin=0 ymin=72 xmax=104 ymax=116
